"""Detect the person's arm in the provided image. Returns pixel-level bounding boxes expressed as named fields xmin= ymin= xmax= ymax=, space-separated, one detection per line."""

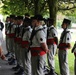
xmin=37 ymin=30 xmax=49 ymax=53
xmin=54 ymin=37 xmax=58 ymax=45
xmin=41 ymin=43 xmax=49 ymax=53
xmin=0 ymin=46 xmax=6 ymax=60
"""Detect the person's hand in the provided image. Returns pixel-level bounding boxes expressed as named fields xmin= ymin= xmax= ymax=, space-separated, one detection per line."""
xmin=46 ymin=49 xmax=50 ymax=53
xmin=1 ymin=55 xmax=6 ymax=60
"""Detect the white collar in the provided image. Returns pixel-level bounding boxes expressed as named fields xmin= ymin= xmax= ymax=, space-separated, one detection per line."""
xmin=35 ymin=25 xmax=43 ymax=30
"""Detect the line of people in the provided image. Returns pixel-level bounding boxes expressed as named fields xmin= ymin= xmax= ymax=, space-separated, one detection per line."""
xmin=5 ymin=14 xmax=72 ymax=75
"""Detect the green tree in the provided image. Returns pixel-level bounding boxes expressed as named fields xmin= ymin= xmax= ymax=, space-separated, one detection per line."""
xmin=1 ymin=0 xmax=76 ymax=25
xmin=47 ymin=0 xmax=58 ymax=26
xmin=1 ymin=0 xmax=26 ymax=15
xmin=0 ymin=0 xmax=48 ymax=16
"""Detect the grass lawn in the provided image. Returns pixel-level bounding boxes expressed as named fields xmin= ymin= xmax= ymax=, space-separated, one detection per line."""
xmin=55 ymin=42 xmax=75 ymax=75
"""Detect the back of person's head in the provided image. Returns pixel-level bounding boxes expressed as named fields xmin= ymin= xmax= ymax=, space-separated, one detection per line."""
xmin=23 ymin=17 xmax=31 ymax=27
xmin=25 ymin=13 xmax=30 ymax=18
xmin=47 ymin=18 xmax=54 ymax=25
xmin=34 ymin=14 xmax=44 ymax=21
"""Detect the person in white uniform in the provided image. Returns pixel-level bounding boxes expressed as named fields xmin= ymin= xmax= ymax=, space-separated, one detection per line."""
xmin=21 ymin=18 xmax=32 ymax=75
xmin=30 ymin=14 xmax=49 ymax=75
xmin=0 ymin=30 xmax=6 ymax=60
xmin=47 ymin=18 xmax=58 ymax=75
xmin=58 ymin=18 xmax=71 ymax=75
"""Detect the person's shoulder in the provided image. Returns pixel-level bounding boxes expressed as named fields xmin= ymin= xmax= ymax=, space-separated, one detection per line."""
xmin=0 ymin=21 xmax=3 ymax=24
xmin=37 ymin=29 xmax=46 ymax=37
xmin=1 ymin=22 xmax=4 ymax=25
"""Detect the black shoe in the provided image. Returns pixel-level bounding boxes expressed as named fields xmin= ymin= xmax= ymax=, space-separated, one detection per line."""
xmin=5 ymin=52 xmax=12 ymax=57
xmin=14 ymin=68 xmax=24 ymax=75
xmin=46 ymin=69 xmax=57 ymax=75
xmin=14 ymin=67 xmax=20 ymax=71
xmin=12 ymin=64 xmax=20 ymax=69
xmin=9 ymin=59 xmax=16 ymax=65
xmin=44 ymin=66 xmax=50 ymax=74
xmin=12 ymin=64 xmax=20 ymax=71
xmin=8 ymin=57 xmax=14 ymax=61
xmin=14 ymin=72 xmax=24 ymax=75
xmin=45 ymin=74 xmax=48 ymax=75
xmin=44 ymin=69 xmax=49 ymax=74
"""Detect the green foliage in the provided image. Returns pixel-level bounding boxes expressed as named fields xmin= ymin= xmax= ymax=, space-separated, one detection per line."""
xmin=1 ymin=0 xmax=76 ymax=25
xmin=0 ymin=0 xmax=33 ymax=15
xmin=0 ymin=0 xmax=49 ymax=16
xmin=58 ymin=1 xmax=76 ymax=21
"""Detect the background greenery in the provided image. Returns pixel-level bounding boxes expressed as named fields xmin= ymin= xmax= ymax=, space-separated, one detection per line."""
xmin=1 ymin=0 xmax=76 ymax=27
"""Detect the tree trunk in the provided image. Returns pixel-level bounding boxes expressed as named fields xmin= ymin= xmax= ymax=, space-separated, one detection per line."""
xmin=47 ymin=0 xmax=58 ymax=27
xmin=34 ymin=0 xmax=40 ymax=15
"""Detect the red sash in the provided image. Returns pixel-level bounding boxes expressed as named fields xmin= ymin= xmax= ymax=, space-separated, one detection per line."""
xmin=47 ymin=38 xmax=56 ymax=45
xmin=30 ymin=47 xmax=46 ymax=56
xmin=21 ymin=41 xmax=29 ymax=48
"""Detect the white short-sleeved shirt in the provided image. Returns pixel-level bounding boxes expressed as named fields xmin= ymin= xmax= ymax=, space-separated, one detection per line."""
xmin=11 ymin=24 xmax=16 ymax=33
xmin=60 ymin=29 xmax=71 ymax=43
xmin=30 ymin=25 xmax=46 ymax=47
xmin=48 ymin=25 xmax=58 ymax=39
xmin=0 ymin=30 xmax=3 ymax=46
xmin=43 ymin=24 xmax=47 ymax=37
xmin=22 ymin=26 xmax=32 ymax=42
